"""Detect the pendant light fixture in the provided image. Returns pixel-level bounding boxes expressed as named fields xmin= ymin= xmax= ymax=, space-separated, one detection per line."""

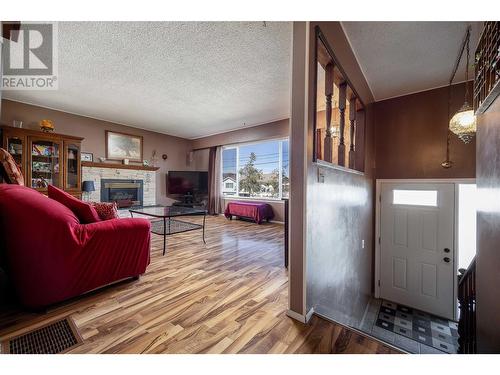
xmin=442 ymin=25 xmax=476 ymax=169
xmin=449 ymin=26 xmax=476 ymax=144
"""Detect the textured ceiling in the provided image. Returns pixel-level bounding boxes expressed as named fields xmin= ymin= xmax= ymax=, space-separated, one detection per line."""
xmin=4 ymin=22 xmax=292 ymax=139
xmin=341 ymin=22 xmax=483 ymax=101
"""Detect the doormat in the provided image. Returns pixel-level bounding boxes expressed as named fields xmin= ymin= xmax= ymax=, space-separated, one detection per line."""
xmin=375 ymin=300 xmax=459 ymax=353
xmin=0 ymin=316 xmax=83 ymax=354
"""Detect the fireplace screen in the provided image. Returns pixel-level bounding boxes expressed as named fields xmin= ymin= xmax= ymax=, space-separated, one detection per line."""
xmin=101 ymin=179 xmax=144 ymax=208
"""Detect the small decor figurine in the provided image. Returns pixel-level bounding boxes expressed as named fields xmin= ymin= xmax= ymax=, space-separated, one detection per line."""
xmin=39 ymin=119 xmax=55 ymax=132
xmin=150 ymin=150 xmax=159 ymax=167
xmin=99 ymin=157 xmax=106 ymax=163
xmin=123 ymin=158 xmax=129 ymax=165
xmin=143 ymin=160 xmax=150 ymax=166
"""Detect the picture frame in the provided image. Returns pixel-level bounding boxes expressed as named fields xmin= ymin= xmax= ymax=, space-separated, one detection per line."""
xmin=81 ymin=152 xmax=93 ymax=162
xmin=105 ymin=131 xmax=143 ymax=162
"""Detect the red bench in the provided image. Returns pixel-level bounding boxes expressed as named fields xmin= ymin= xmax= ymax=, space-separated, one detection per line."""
xmin=224 ymin=201 xmax=274 ymax=224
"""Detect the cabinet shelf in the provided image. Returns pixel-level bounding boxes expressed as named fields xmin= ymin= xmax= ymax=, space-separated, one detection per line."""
xmin=1 ymin=125 xmax=83 ymax=198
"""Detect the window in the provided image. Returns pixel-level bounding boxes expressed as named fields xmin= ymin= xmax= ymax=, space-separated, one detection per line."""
xmin=458 ymin=184 xmax=477 ymax=269
xmin=393 ymin=190 xmax=438 ymax=207
xmin=222 ymin=139 xmax=289 ymax=200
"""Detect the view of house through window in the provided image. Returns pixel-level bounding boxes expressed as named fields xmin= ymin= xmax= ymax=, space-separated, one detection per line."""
xmin=222 ymin=139 xmax=289 ymax=199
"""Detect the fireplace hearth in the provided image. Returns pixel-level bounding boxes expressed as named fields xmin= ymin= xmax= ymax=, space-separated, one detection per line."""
xmin=101 ymin=179 xmax=144 ymax=208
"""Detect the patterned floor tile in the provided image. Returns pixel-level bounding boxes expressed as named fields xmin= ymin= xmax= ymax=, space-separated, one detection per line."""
xmin=394 ymin=317 xmax=413 ymax=330
xmin=431 ymin=338 xmax=455 ymax=353
xmin=420 ymin=343 xmax=445 ymax=354
xmin=376 ymin=319 xmax=394 ymax=331
xmin=430 ymin=322 xmax=452 ymax=336
xmin=394 ymin=325 xmax=413 ymax=339
xmin=372 ymin=325 xmax=396 ymax=343
xmin=373 ymin=299 xmax=458 ymax=354
xmin=394 ymin=334 xmax=420 ymax=353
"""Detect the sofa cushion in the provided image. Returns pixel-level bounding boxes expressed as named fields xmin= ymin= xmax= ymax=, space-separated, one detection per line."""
xmin=48 ymin=185 xmax=101 ymax=224
xmin=91 ymin=201 xmax=119 ymax=220
xmin=0 ymin=148 xmax=25 ymax=185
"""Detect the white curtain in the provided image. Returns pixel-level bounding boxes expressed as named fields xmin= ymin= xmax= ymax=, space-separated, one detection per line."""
xmin=213 ymin=146 xmax=223 ymax=214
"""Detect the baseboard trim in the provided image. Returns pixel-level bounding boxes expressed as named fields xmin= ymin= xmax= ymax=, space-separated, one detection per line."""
xmin=286 ymin=307 xmax=314 ymax=324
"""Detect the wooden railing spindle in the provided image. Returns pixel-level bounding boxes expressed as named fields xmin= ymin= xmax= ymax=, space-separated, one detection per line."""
xmin=323 ymin=63 xmax=334 ymax=163
xmin=338 ymin=83 xmax=347 ymax=166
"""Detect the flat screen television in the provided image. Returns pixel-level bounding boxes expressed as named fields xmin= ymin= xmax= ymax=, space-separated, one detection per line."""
xmin=167 ymin=171 xmax=208 ymax=195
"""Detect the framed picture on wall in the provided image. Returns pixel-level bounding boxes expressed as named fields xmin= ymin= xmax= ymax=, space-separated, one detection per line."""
xmin=81 ymin=152 xmax=93 ymax=162
xmin=105 ymin=131 xmax=143 ymax=162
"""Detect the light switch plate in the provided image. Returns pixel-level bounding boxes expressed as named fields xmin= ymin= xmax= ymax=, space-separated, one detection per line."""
xmin=318 ymin=168 xmax=325 ymax=183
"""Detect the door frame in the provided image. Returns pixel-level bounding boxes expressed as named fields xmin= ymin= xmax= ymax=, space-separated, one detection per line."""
xmin=374 ymin=178 xmax=475 ymax=321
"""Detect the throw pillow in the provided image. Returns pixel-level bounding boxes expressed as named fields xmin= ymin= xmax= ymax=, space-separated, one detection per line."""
xmin=0 ymin=148 xmax=25 ymax=186
xmin=91 ymin=202 xmax=119 ymax=221
xmin=48 ymin=185 xmax=101 ymax=224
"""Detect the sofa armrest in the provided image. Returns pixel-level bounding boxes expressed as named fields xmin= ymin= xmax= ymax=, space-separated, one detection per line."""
xmin=76 ymin=217 xmax=151 ymax=253
xmin=72 ymin=217 xmax=152 ymax=283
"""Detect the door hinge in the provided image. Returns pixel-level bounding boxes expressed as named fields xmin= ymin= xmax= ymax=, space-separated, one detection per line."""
xmin=378 ymin=236 xmax=381 ymax=244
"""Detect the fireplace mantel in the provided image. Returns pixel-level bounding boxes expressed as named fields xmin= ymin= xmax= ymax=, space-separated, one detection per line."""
xmin=82 ymin=161 xmax=159 ymax=172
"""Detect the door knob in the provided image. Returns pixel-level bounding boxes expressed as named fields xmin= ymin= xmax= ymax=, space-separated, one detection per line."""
xmin=444 ymin=248 xmax=450 ymax=253
xmin=443 ymin=257 xmax=451 ymax=263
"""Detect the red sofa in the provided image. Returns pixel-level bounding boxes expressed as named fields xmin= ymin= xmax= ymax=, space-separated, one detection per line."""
xmin=0 ymin=184 xmax=151 ymax=309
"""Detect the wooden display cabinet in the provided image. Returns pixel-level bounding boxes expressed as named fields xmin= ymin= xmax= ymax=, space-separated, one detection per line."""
xmin=1 ymin=126 xmax=84 ymax=199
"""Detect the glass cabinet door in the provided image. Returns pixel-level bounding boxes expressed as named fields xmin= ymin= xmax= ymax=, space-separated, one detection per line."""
xmin=4 ymin=133 xmax=26 ymax=178
xmin=64 ymin=141 xmax=81 ymax=191
xmin=29 ymin=137 xmax=62 ymax=190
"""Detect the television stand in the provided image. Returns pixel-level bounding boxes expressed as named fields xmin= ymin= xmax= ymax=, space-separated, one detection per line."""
xmin=172 ymin=201 xmax=206 ymax=209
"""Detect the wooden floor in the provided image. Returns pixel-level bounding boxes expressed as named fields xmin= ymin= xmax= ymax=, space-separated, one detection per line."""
xmin=0 ymin=216 xmax=399 ymax=354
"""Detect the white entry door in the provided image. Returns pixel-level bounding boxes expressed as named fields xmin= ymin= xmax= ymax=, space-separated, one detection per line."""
xmin=380 ymin=183 xmax=455 ymax=320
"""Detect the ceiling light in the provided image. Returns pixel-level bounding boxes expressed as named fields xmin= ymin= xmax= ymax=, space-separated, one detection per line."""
xmin=449 ymin=26 xmax=476 ymax=144
xmin=449 ymin=101 xmax=476 ymax=143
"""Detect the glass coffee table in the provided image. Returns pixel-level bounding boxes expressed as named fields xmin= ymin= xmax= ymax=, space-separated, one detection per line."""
xmin=129 ymin=205 xmax=207 ymax=255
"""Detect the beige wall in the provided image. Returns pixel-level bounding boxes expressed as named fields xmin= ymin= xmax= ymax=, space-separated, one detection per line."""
xmin=191 ymin=118 xmax=289 ymax=150
xmin=1 ymin=99 xmax=193 ymax=205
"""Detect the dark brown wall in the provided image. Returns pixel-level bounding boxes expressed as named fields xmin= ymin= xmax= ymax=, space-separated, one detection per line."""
xmin=374 ymin=83 xmax=476 ymax=179
xmin=191 ymin=118 xmax=289 ymax=150
xmin=1 ymin=99 xmax=193 ymax=205
xmin=476 ymin=95 xmax=500 ymax=353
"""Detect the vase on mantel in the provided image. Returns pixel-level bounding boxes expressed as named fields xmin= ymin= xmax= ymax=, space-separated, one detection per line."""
xmin=150 ymin=150 xmax=159 ymax=167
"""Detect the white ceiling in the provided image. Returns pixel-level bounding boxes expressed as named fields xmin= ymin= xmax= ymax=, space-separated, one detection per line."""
xmin=341 ymin=22 xmax=482 ymax=101
xmin=4 ymin=22 xmax=485 ymax=138
xmin=3 ymin=22 xmax=292 ymax=139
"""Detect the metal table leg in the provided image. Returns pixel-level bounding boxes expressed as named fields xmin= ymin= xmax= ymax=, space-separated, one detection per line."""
xmin=202 ymin=212 xmax=206 ymax=244
xmin=163 ymin=217 xmax=167 ymax=256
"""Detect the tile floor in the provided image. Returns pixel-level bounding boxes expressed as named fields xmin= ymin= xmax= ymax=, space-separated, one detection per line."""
xmin=360 ymin=299 xmax=459 ymax=354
